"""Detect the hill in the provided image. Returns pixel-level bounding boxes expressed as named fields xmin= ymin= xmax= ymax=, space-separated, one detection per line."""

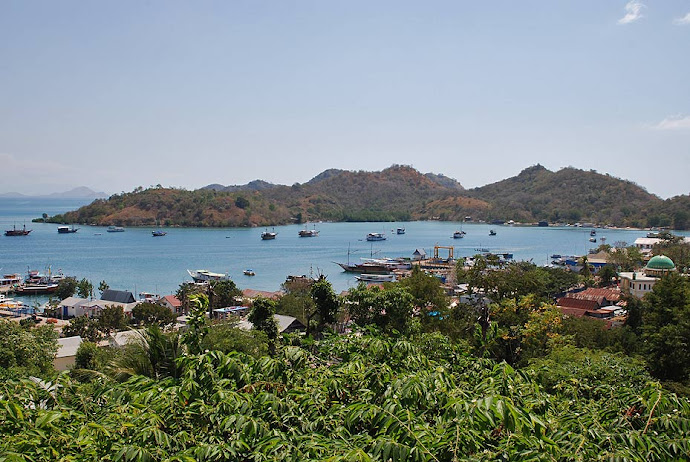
xmin=44 ymin=165 xmax=690 ymax=229
xmin=467 ymin=165 xmax=665 ymax=226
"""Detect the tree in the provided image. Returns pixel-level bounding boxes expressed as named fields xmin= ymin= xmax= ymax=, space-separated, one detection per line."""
xmin=307 ymin=276 xmax=339 ymax=336
xmin=182 ymin=293 xmax=209 ymax=355
xmin=108 ymin=326 xmax=183 ymax=381
xmin=131 ymin=302 xmax=177 ymax=328
xmin=76 ymin=278 xmax=94 ymax=299
xmin=248 ymin=297 xmax=278 ymax=354
xmin=62 ymin=316 xmax=102 ymax=342
xmin=209 ymin=279 xmax=242 ymax=309
xmin=398 ymin=266 xmax=449 ymax=327
xmin=597 ymin=264 xmax=617 ymax=287
xmin=0 ymin=321 xmax=58 ymax=379
xmin=641 ymin=273 xmax=690 ymax=381
xmin=55 ymin=276 xmax=78 ymax=301
xmin=201 ymin=322 xmax=268 ymax=357
xmin=98 ymin=280 xmax=110 ymax=295
xmin=97 ymin=305 xmax=127 ymax=336
xmin=345 ymin=284 xmax=414 ymax=334
xmin=74 ymin=341 xmax=100 ymax=370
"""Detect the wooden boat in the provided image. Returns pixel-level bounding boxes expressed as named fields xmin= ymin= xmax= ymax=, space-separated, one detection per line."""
xmin=4 ymin=224 xmax=31 ymax=236
xmin=152 ymin=230 xmax=167 ymax=237
xmin=335 ymin=261 xmax=391 ymax=274
xmin=298 ymin=228 xmax=319 ymax=237
xmin=453 ymin=230 xmax=465 ymax=239
xmin=396 ymin=228 xmax=405 ymax=235
xmin=243 ymin=269 xmax=256 ymax=276
xmin=261 ymin=229 xmax=277 ymax=240
xmin=489 ymin=229 xmax=497 ymax=236
xmin=355 ymin=273 xmax=395 ymax=283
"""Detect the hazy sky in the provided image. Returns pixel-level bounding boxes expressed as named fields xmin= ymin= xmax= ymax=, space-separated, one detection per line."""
xmin=1 ymin=1 xmax=689 ymax=198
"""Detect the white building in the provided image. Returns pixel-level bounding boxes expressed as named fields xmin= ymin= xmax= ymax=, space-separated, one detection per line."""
xmin=619 ymin=255 xmax=676 ymax=298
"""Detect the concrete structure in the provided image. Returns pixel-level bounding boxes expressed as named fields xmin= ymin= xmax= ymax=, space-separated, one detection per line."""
xmin=54 ymin=336 xmax=82 ymax=371
xmin=158 ymin=295 xmax=182 ymax=313
xmin=619 ymin=255 xmax=676 ymax=298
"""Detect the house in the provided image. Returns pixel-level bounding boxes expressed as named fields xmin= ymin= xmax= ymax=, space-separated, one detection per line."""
xmin=54 ymin=336 xmax=82 ymax=371
xmin=237 ymin=314 xmax=306 ymax=334
xmin=412 ymin=249 xmax=427 ymax=261
xmin=158 ymin=295 xmax=182 ymax=313
xmin=57 ymin=297 xmax=91 ymax=318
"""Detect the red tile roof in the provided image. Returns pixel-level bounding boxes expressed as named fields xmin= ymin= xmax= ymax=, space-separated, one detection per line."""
xmin=161 ymin=295 xmax=181 ymax=307
xmin=557 ymin=297 xmax=601 ymax=311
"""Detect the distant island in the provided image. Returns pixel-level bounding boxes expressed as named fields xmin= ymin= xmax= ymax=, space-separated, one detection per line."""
xmin=0 ymin=186 xmax=108 ymax=199
xmin=43 ymin=165 xmax=690 ymax=230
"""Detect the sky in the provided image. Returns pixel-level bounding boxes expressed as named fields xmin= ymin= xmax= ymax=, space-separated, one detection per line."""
xmin=1 ymin=1 xmax=689 ymax=198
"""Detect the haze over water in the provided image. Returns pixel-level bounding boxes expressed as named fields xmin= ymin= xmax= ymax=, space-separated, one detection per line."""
xmin=2 ymin=198 xmax=688 ymax=298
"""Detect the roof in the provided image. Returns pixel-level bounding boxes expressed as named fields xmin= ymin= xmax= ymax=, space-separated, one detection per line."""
xmin=557 ymin=297 xmax=601 ymax=311
xmin=56 ymin=336 xmax=82 ymax=358
xmin=58 ymin=297 xmax=89 ymax=307
xmin=567 ymin=288 xmax=621 ymax=304
xmin=101 ymin=289 xmax=136 ymax=303
xmin=646 ymin=255 xmax=675 ymax=270
xmin=242 ymin=289 xmax=281 ymax=300
xmin=413 ymin=248 xmax=427 ymax=256
xmin=237 ymin=314 xmax=306 ymax=333
xmin=160 ymin=295 xmax=181 ymax=307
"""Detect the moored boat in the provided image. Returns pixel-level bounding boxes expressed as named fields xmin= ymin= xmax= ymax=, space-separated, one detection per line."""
xmin=243 ymin=269 xmax=256 ymax=276
xmin=335 ymin=261 xmax=391 ymax=274
xmin=489 ymin=229 xmax=497 ymax=236
xmin=5 ymin=224 xmax=31 ymax=236
xmin=355 ymin=273 xmax=395 ymax=283
xmin=152 ymin=230 xmax=167 ymax=237
xmin=366 ymin=232 xmax=386 ymax=241
xmin=107 ymin=226 xmax=125 ymax=232
xmin=187 ymin=269 xmax=229 ymax=283
xmin=396 ymin=227 xmax=405 ymax=235
xmin=453 ymin=230 xmax=465 ymax=239
xmin=57 ymin=225 xmax=79 ymax=234
xmin=298 ymin=228 xmax=319 ymax=237
xmin=261 ymin=229 xmax=277 ymax=240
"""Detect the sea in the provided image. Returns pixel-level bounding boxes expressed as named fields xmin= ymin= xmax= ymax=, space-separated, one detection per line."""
xmin=2 ymin=198 xmax=687 ymax=301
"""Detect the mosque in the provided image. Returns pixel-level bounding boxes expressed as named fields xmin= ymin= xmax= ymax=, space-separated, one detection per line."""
xmin=618 ymin=255 xmax=676 ymax=298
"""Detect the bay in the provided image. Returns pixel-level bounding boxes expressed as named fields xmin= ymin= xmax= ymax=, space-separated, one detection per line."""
xmin=1 ymin=198 xmax=687 ymax=298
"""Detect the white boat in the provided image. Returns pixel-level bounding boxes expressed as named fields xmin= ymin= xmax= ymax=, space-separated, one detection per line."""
xmin=366 ymin=232 xmax=386 ymax=241
xmin=396 ymin=227 xmax=405 ymax=235
xmin=57 ymin=225 xmax=79 ymax=234
xmin=187 ymin=269 xmax=229 ymax=283
xmin=107 ymin=226 xmax=125 ymax=232
xmin=453 ymin=230 xmax=465 ymax=239
xmin=355 ymin=274 xmax=395 ymax=283
xmin=243 ymin=269 xmax=256 ymax=276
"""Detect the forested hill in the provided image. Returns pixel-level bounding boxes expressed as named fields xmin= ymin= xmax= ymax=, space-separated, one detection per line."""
xmin=46 ymin=165 xmax=690 ymax=229
xmin=467 ymin=165 xmax=666 ymax=226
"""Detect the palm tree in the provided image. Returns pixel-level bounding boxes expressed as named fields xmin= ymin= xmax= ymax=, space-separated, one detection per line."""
xmin=108 ymin=326 xmax=183 ymax=381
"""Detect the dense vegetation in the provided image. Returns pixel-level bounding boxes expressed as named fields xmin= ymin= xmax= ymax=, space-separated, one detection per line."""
xmin=45 ymin=164 xmax=689 ymax=228
xmin=2 ymin=252 xmax=690 ymax=460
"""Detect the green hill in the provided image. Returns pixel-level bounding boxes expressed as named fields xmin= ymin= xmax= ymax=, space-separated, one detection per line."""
xmin=45 ymin=164 xmax=690 ymax=229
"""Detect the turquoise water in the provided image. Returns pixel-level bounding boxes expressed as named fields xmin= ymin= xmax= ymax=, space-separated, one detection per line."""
xmin=1 ymin=198 xmax=686 ymax=297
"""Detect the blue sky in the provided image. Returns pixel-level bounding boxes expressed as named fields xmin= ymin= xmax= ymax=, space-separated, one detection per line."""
xmin=1 ymin=1 xmax=688 ymax=197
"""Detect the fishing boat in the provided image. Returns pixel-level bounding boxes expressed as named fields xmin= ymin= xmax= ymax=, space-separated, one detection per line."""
xmin=335 ymin=261 xmax=391 ymax=274
xmin=453 ymin=230 xmax=465 ymax=239
xmin=4 ymin=224 xmax=31 ymax=236
xmin=489 ymin=229 xmax=497 ymax=236
xmin=187 ymin=269 xmax=229 ymax=283
xmin=243 ymin=269 xmax=256 ymax=276
xmin=261 ymin=229 xmax=277 ymax=240
xmin=152 ymin=230 xmax=167 ymax=237
xmin=355 ymin=273 xmax=395 ymax=283
xmin=58 ymin=225 xmax=79 ymax=234
xmin=107 ymin=226 xmax=125 ymax=232
xmin=396 ymin=227 xmax=405 ymax=235
xmin=590 ymin=230 xmax=596 ymax=236
xmin=366 ymin=232 xmax=386 ymax=241
xmin=589 ymin=237 xmax=597 ymax=243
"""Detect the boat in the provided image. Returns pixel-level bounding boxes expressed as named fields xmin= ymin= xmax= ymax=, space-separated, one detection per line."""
xmin=590 ymin=230 xmax=596 ymax=236
xmin=335 ymin=261 xmax=391 ymax=274
xmin=366 ymin=232 xmax=386 ymax=241
xmin=0 ymin=273 xmax=22 ymax=290
xmin=152 ymin=230 xmax=167 ymax=237
xmin=15 ymin=282 xmax=59 ymax=295
xmin=261 ymin=229 xmax=277 ymax=240
xmin=355 ymin=273 xmax=395 ymax=283
xmin=396 ymin=228 xmax=405 ymax=235
xmin=58 ymin=225 xmax=79 ymax=234
xmin=243 ymin=269 xmax=256 ymax=276
xmin=107 ymin=226 xmax=125 ymax=232
xmin=453 ymin=230 xmax=465 ymax=239
xmin=187 ymin=269 xmax=229 ymax=283
xmin=589 ymin=237 xmax=597 ymax=243
xmin=298 ymin=228 xmax=319 ymax=237
xmin=489 ymin=229 xmax=497 ymax=236
xmin=4 ymin=224 xmax=31 ymax=236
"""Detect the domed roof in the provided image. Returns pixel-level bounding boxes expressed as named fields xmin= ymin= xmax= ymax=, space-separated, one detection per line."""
xmin=646 ymin=255 xmax=675 ymax=270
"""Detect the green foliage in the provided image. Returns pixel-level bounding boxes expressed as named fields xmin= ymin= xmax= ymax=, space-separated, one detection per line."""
xmin=74 ymin=341 xmax=100 ymax=370
xmin=398 ymin=266 xmax=449 ymax=327
xmin=307 ymin=276 xmax=339 ymax=336
xmin=55 ymin=276 xmax=78 ymax=301
xmin=97 ymin=305 xmax=128 ymax=336
xmin=76 ymin=278 xmax=93 ymax=299
xmin=182 ymin=293 xmax=209 ymax=355
xmin=2 ymin=332 xmax=690 ymax=460
xmin=98 ymin=280 xmax=110 ymax=295
xmin=642 ymin=273 xmax=690 ymax=381
xmin=132 ymin=302 xmax=177 ymax=328
xmin=0 ymin=321 xmax=58 ymax=379
xmin=248 ymin=298 xmax=279 ymax=355
xmin=62 ymin=316 xmax=102 ymax=343
xmin=345 ymin=284 xmax=415 ymax=334
xmin=201 ymin=322 xmax=269 ymax=358
xmin=108 ymin=326 xmax=183 ymax=381
xmin=209 ymin=279 xmax=242 ymax=310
